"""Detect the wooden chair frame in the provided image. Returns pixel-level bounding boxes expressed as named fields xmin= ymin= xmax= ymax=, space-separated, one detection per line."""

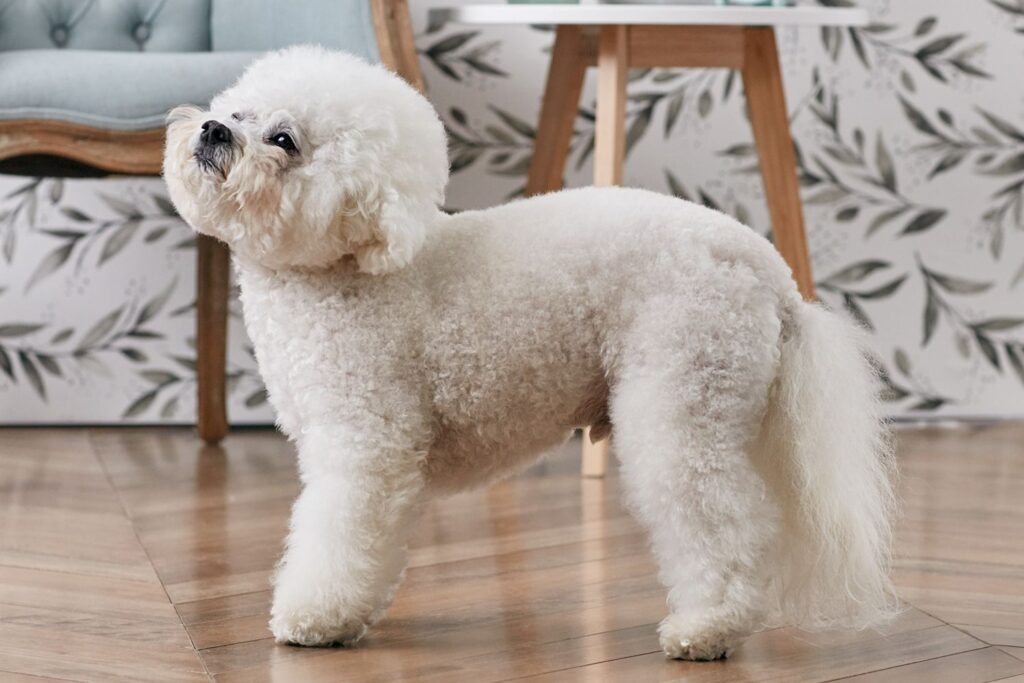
xmin=0 ymin=0 xmax=424 ymax=443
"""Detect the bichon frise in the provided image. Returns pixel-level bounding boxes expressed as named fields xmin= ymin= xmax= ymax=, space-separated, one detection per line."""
xmin=164 ymin=46 xmax=897 ymax=660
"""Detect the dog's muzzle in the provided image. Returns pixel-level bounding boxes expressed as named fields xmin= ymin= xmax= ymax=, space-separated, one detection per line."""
xmin=194 ymin=119 xmax=234 ymax=174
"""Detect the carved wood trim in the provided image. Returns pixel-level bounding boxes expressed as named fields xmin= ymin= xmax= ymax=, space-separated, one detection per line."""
xmin=0 ymin=119 xmax=164 ymax=175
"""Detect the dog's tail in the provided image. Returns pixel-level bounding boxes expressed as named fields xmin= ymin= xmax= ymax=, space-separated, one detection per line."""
xmin=754 ymin=300 xmax=899 ymax=630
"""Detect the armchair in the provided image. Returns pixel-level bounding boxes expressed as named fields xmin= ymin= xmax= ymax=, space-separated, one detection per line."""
xmin=0 ymin=0 xmax=423 ymax=443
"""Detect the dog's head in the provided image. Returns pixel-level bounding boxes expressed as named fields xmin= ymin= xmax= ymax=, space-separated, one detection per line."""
xmin=163 ymin=46 xmax=448 ymax=273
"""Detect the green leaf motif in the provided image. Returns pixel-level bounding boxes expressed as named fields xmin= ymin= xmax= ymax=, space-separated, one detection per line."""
xmin=974 ymin=332 xmax=1001 ymax=369
xmin=78 ymin=307 xmax=123 ymax=350
xmin=923 ymin=287 xmax=939 ymax=345
xmin=488 ymin=106 xmax=535 ymax=139
xmin=697 ymin=90 xmax=713 ymax=118
xmin=100 ymin=193 xmax=143 ymax=219
xmin=857 ymin=275 xmax=907 ymax=300
xmin=36 ymin=354 xmax=61 ymax=377
xmin=928 ymin=151 xmax=966 ymax=179
xmin=61 ymin=207 xmax=91 ymax=222
xmin=51 ymin=328 xmax=74 ymax=345
xmin=25 ymin=242 xmax=74 ymax=292
xmin=664 ymin=94 xmax=684 ymax=138
xmin=160 ymin=397 xmax=179 ymax=418
xmin=982 ymin=153 xmax=1024 ymax=176
xmin=894 ymin=348 xmax=912 ymax=378
xmin=138 ymin=279 xmax=177 ymax=326
xmin=0 ymin=323 xmax=44 ymax=338
xmin=0 ymin=347 xmax=13 ymax=380
xmin=836 ymin=206 xmax=860 ymax=222
xmin=426 ymin=32 xmax=478 ymax=57
xmin=866 ymin=207 xmax=909 ymax=238
xmin=245 ymin=388 xmax=269 ymax=407
xmin=141 ymin=370 xmax=177 ymax=385
xmin=123 ymin=389 xmax=158 ymax=418
xmin=973 ymin=318 xmax=1024 ymax=332
xmin=914 ymin=17 xmax=937 ymax=36
xmin=18 ymin=351 xmax=45 ymax=401
xmin=153 ymin=194 xmax=178 ymax=216
xmin=977 ymin=108 xmax=1024 ymax=143
xmin=875 ymin=134 xmax=897 ymax=193
xmin=99 ymin=220 xmax=140 ymax=265
xmin=626 ymin=107 xmax=652 ymax=156
xmin=1007 ymin=345 xmax=1024 ymax=385
xmin=843 ymin=294 xmax=873 ymax=330
xmin=825 ymin=260 xmax=890 ymax=285
xmin=910 ymin=398 xmax=946 ymax=411
xmin=901 ymin=209 xmax=946 ymax=236
xmin=915 ymin=34 xmax=964 ymax=60
xmin=928 ymin=270 xmax=992 ymax=295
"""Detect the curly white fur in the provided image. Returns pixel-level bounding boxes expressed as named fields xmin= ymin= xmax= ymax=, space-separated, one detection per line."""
xmin=163 ymin=46 xmax=898 ymax=659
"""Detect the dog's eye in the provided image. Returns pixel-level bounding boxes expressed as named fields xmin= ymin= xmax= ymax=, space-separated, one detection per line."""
xmin=269 ymin=132 xmax=297 ymax=153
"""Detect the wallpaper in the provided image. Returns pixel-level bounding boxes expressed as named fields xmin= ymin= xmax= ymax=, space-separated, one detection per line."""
xmin=1 ymin=0 xmax=1022 ymax=424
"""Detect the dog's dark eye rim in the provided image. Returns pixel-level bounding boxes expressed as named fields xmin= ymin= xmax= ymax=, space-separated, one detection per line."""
xmin=267 ymin=131 xmax=298 ymax=154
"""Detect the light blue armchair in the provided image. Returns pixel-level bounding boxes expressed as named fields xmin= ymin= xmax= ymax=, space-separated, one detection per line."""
xmin=0 ymin=0 xmax=424 ymax=442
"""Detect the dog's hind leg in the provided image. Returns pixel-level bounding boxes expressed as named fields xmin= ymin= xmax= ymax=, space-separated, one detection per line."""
xmin=610 ymin=295 xmax=782 ymax=660
xmin=270 ymin=423 xmax=426 ymax=647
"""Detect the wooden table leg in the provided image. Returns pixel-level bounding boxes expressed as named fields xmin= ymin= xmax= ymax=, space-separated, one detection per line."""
xmin=196 ymin=234 xmax=230 ymax=445
xmin=741 ymin=26 xmax=815 ymax=301
xmin=581 ymin=24 xmax=629 ymax=479
xmin=526 ymin=25 xmax=589 ymax=196
xmin=593 ymin=24 xmax=628 ymax=188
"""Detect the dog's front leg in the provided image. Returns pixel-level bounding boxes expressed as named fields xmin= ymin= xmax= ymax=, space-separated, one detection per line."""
xmin=270 ymin=424 xmax=426 ymax=647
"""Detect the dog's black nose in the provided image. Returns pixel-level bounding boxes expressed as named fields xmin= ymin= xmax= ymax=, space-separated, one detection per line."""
xmin=200 ymin=120 xmax=232 ymax=146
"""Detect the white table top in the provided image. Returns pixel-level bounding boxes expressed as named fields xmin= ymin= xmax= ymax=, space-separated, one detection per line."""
xmin=430 ymin=4 xmax=868 ymax=27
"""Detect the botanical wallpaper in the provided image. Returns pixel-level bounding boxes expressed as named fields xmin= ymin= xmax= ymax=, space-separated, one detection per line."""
xmin=1 ymin=0 xmax=1022 ymax=423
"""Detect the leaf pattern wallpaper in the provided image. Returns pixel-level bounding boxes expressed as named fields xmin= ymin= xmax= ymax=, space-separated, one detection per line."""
xmin=1 ymin=0 xmax=1022 ymax=424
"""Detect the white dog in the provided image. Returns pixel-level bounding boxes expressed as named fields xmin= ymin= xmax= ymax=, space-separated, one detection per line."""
xmin=164 ymin=46 xmax=897 ymax=660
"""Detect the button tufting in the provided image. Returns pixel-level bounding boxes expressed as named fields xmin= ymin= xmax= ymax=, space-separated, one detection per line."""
xmin=133 ymin=22 xmax=151 ymax=44
xmin=50 ymin=24 xmax=70 ymax=47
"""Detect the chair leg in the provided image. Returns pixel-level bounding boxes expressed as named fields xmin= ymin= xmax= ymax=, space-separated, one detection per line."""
xmin=741 ymin=27 xmax=815 ymax=301
xmin=196 ymin=234 xmax=230 ymax=444
xmin=580 ymin=24 xmax=629 ymax=479
xmin=526 ymin=25 xmax=589 ymax=196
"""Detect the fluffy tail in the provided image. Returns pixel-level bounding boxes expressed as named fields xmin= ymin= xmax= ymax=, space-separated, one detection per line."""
xmin=755 ymin=301 xmax=899 ymax=630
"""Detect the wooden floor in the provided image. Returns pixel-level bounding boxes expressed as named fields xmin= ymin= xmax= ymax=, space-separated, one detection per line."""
xmin=1 ymin=424 xmax=1023 ymax=682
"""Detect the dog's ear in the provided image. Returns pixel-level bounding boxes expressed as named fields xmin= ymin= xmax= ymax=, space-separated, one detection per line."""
xmin=312 ymin=100 xmax=448 ymax=274
xmin=351 ymin=181 xmax=431 ymax=275
xmin=166 ymin=105 xmax=202 ymax=126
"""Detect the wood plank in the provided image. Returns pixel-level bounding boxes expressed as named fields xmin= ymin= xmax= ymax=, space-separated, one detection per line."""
xmin=522 ymin=626 xmax=984 ymax=682
xmin=628 ymin=25 xmax=745 ymax=68
xmin=2 ymin=423 xmax=1023 ymax=681
xmin=0 ymin=431 xmax=207 ymax=683
xmin=961 ymin=627 xmax=1024 ymax=648
xmin=1002 ymin=646 xmax=1024 ymax=662
xmin=838 ymin=648 xmax=1024 ymax=683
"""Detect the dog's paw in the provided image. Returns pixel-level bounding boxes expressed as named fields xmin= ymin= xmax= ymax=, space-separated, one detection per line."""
xmin=657 ymin=613 xmax=743 ymax=661
xmin=270 ymin=612 xmax=368 ymax=648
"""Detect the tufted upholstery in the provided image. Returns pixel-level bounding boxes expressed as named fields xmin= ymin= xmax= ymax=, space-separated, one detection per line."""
xmin=0 ymin=0 xmax=212 ymax=51
xmin=0 ymin=49 xmax=258 ymax=130
xmin=0 ymin=0 xmax=380 ymax=130
xmin=211 ymin=0 xmax=379 ymax=61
